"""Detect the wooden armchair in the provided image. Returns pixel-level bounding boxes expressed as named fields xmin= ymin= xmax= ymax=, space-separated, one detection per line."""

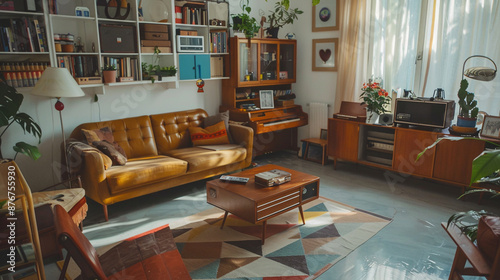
xmin=0 ymin=160 xmax=45 ymax=279
xmin=54 ymin=204 xmax=192 ymax=280
xmin=442 ymin=217 xmax=500 ymax=280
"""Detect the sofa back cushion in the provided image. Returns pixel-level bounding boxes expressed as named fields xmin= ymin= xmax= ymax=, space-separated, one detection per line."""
xmin=150 ymin=109 xmax=208 ymax=154
xmin=69 ymin=115 xmax=158 ymax=159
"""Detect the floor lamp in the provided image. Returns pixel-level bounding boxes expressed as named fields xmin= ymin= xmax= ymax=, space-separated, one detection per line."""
xmin=31 ymin=67 xmax=85 ymax=186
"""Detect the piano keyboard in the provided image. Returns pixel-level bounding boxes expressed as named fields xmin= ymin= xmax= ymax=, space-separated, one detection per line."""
xmin=263 ymin=118 xmax=301 ymax=127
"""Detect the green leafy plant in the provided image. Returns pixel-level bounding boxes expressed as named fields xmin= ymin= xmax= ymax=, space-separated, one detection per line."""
xmin=267 ymin=1 xmax=303 ymax=30
xmin=266 ymin=0 xmax=320 ymax=8
xmin=102 ymin=64 xmax=116 ymax=71
xmin=232 ymin=0 xmax=260 ymax=39
xmin=417 ymin=136 xmax=500 ymax=240
xmin=0 ymin=81 xmax=42 ymax=160
xmin=359 ymin=81 xmax=391 ymax=115
xmin=457 ymin=79 xmax=479 ymax=119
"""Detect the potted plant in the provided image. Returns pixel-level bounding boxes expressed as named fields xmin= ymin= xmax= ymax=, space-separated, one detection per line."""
xmin=231 ymin=0 xmax=260 ymax=40
xmin=102 ymin=64 xmax=117 ymax=83
xmin=359 ymin=81 xmax=391 ymax=124
xmin=159 ymin=66 xmax=177 ymax=77
xmin=0 ymin=81 xmax=42 ymax=160
xmin=266 ymin=0 xmax=303 ymax=38
xmin=417 ymin=136 xmax=500 ymax=241
xmin=457 ymin=79 xmax=479 ymax=128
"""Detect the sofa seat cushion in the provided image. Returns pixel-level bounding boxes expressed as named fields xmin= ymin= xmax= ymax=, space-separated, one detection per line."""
xmin=165 ymin=147 xmax=247 ymax=173
xmin=105 ymin=156 xmax=188 ymax=194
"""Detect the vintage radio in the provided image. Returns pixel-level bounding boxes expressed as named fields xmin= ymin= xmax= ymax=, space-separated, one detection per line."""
xmin=176 ymin=35 xmax=204 ymax=52
xmin=255 ymin=169 xmax=291 ymax=187
xmin=75 ymin=77 xmax=102 ymax=85
xmin=394 ymin=98 xmax=455 ymax=128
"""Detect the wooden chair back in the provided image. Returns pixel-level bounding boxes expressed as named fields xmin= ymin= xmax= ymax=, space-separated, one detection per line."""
xmin=54 ymin=204 xmax=107 ymax=280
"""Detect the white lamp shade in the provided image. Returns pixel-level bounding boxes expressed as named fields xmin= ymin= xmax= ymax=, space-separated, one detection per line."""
xmin=31 ymin=67 xmax=85 ymax=98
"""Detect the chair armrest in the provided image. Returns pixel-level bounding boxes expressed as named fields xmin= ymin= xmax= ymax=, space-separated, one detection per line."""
xmin=229 ymin=124 xmax=253 ymax=161
xmin=441 ymin=222 xmax=491 ymax=275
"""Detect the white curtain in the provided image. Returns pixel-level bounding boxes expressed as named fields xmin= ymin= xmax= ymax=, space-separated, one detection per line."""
xmin=356 ymin=0 xmax=500 ymax=116
xmin=358 ymin=0 xmax=422 ymax=97
xmin=420 ymin=0 xmax=500 ymax=116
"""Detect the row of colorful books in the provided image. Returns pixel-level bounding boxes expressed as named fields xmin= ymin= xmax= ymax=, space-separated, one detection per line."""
xmin=57 ymin=55 xmax=99 ymax=78
xmin=0 ymin=17 xmax=48 ymax=52
xmin=209 ymin=31 xmax=227 ymax=54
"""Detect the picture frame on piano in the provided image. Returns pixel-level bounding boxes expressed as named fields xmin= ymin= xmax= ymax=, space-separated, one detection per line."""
xmin=260 ymin=90 xmax=274 ymax=109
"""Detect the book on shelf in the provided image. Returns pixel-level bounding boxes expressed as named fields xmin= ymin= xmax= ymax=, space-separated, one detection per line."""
xmin=57 ymin=55 xmax=99 ymax=78
xmin=101 ymin=57 xmax=138 ymax=81
xmin=0 ymin=17 xmax=47 ymax=53
xmin=210 ymin=30 xmax=227 ymax=53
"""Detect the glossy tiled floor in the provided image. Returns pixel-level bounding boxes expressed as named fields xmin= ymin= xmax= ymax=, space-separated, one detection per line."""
xmin=44 ymin=151 xmax=499 ymax=279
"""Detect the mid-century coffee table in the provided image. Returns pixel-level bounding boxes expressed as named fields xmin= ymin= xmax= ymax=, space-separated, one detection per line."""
xmin=206 ymin=164 xmax=319 ymax=244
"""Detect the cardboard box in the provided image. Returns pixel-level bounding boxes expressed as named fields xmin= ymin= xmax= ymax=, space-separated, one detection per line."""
xmin=143 ymin=32 xmax=169 ymax=41
xmin=141 ymin=40 xmax=171 ymax=47
xmin=141 ymin=24 xmax=168 ymax=33
xmin=141 ymin=46 xmax=172 ymax=53
xmin=179 ymin=30 xmax=198 ymax=36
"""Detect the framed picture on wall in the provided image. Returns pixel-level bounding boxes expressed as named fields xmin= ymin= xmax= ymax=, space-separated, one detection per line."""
xmin=312 ymin=38 xmax=338 ymax=72
xmin=259 ymin=90 xmax=274 ymax=109
xmin=312 ymin=0 xmax=340 ymax=32
xmin=480 ymin=115 xmax=500 ymax=139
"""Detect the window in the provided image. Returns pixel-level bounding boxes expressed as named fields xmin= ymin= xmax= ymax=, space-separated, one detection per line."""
xmin=363 ymin=0 xmax=500 ymax=115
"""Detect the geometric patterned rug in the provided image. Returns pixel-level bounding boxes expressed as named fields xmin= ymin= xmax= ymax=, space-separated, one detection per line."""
xmin=169 ymin=196 xmax=392 ymax=279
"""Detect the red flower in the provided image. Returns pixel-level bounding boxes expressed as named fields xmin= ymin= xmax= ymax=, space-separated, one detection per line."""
xmin=384 ymin=91 xmax=389 ymax=97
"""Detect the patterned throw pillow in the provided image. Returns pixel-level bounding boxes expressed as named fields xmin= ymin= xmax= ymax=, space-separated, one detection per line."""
xmin=82 ymin=127 xmax=127 ymax=159
xmin=203 ymin=110 xmax=233 ymax=143
xmin=189 ymin=121 xmax=230 ymax=146
xmin=92 ymin=140 xmax=127 ymax=166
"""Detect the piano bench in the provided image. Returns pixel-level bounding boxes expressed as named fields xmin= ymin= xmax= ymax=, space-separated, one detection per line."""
xmin=301 ymin=138 xmax=328 ymax=165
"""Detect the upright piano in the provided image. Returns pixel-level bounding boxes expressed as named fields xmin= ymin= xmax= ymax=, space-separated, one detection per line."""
xmin=229 ymin=105 xmax=308 ymax=156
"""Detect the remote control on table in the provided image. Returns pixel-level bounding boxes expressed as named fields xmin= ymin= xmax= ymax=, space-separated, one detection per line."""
xmin=220 ymin=175 xmax=249 ymax=183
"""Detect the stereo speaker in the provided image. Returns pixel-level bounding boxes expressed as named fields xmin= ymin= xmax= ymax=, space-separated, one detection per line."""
xmin=302 ymin=182 xmax=319 ymax=200
xmin=379 ymin=113 xmax=393 ymax=125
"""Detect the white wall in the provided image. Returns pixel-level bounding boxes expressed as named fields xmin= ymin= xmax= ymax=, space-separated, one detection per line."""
xmin=4 ymin=0 xmax=339 ymax=191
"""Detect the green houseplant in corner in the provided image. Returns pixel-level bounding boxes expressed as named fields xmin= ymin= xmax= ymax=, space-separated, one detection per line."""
xmin=266 ymin=0 xmax=303 ymax=38
xmin=232 ymin=0 xmax=260 ymax=40
xmin=0 ymin=81 xmax=42 ymax=160
xmin=417 ymin=136 xmax=500 ymax=240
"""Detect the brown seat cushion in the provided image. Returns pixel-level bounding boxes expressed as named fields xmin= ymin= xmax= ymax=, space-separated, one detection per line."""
xmin=105 ymin=156 xmax=188 ymax=194
xmin=477 ymin=215 xmax=500 ymax=264
xmin=165 ymin=147 xmax=246 ymax=173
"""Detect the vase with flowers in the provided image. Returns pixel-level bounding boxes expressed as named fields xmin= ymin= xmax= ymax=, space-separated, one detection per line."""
xmin=359 ymin=81 xmax=391 ymax=124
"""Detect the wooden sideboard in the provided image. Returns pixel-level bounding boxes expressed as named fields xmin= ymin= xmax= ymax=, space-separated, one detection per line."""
xmin=327 ymin=118 xmax=487 ymax=188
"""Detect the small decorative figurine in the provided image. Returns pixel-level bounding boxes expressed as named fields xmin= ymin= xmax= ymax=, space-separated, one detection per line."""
xmin=196 ymin=79 xmax=205 ymax=92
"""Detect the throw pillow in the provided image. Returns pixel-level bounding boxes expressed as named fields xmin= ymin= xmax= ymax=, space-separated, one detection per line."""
xmin=92 ymin=140 xmax=127 ymax=166
xmin=189 ymin=121 xmax=230 ymax=146
xmin=82 ymin=127 xmax=127 ymax=159
xmin=203 ymin=110 xmax=233 ymax=143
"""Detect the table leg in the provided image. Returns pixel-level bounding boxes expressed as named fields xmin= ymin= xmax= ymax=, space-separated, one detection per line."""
xmin=261 ymin=220 xmax=267 ymax=244
xmin=299 ymin=205 xmax=305 ymax=225
xmin=220 ymin=211 xmax=229 ymax=229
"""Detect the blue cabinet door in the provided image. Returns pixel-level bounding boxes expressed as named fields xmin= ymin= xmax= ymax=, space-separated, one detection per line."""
xmin=179 ymin=54 xmax=210 ymax=80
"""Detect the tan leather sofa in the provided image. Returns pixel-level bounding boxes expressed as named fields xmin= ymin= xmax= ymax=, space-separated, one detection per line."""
xmin=68 ymin=109 xmax=253 ymax=221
